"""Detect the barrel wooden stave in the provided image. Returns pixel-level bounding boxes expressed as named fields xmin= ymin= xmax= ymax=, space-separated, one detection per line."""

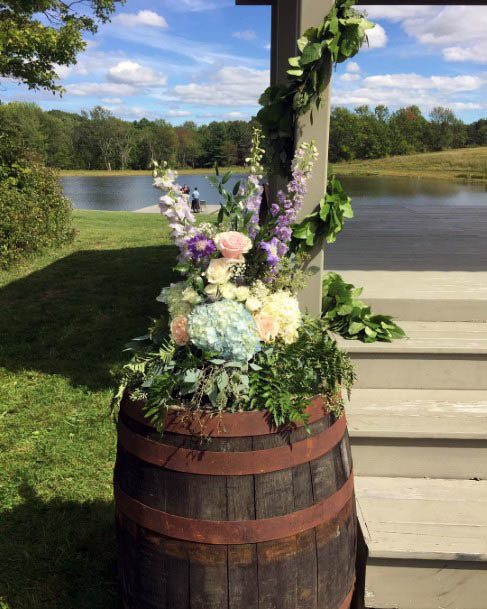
xmin=115 ymin=398 xmax=356 ymax=609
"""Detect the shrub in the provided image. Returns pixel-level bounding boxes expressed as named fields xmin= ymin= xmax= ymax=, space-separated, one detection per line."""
xmin=0 ymin=161 xmax=74 ymax=268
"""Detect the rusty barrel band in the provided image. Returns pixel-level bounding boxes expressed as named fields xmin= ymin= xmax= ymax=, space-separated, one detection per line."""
xmin=115 ymin=472 xmax=354 ymax=545
xmin=122 ymin=395 xmax=329 ymax=437
xmin=118 ymin=413 xmax=347 ymax=476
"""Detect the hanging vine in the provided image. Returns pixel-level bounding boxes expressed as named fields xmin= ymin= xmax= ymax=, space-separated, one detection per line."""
xmin=257 ymin=0 xmax=374 ymax=176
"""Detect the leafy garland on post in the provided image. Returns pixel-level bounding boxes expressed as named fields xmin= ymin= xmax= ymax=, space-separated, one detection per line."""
xmin=257 ymin=0 xmax=374 ymax=177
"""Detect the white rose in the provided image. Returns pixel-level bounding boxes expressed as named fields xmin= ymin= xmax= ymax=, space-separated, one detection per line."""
xmin=234 ymin=286 xmax=250 ymax=302
xmin=204 ymin=283 xmax=219 ymax=301
xmin=245 ymin=296 xmax=262 ymax=312
xmin=220 ymin=282 xmax=237 ymax=300
xmin=206 ymin=258 xmax=235 ymax=285
xmin=182 ymin=287 xmax=202 ymax=305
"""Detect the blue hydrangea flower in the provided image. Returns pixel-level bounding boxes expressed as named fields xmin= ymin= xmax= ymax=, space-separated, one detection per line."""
xmin=188 ymin=300 xmax=261 ymax=362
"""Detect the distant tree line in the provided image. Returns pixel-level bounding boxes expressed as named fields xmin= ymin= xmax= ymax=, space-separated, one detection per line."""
xmin=0 ymin=101 xmax=485 ymax=171
xmin=329 ymin=105 xmax=486 ymax=163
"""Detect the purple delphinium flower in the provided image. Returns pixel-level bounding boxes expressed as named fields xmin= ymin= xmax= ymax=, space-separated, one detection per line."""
xmin=260 ymin=237 xmax=284 ymax=267
xmin=242 ymin=174 xmax=263 ymax=239
xmin=186 ymin=233 xmax=217 ymax=261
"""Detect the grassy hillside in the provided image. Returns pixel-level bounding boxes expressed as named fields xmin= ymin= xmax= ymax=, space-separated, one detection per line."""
xmin=333 ymin=147 xmax=487 ymax=182
xmin=0 ymin=210 xmax=181 ymax=609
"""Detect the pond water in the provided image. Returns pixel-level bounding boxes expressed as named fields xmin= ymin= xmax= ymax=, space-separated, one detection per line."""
xmin=60 ymin=174 xmax=487 ymax=212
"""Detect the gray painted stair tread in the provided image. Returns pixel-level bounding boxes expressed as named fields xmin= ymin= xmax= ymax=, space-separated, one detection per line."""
xmin=335 ymin=321 xmax=487 ymax=354
xmin=356 ymin=477 xmax=487 ymax=561
xmin=331 ymin=270 xmax=487 ymax=301
xmin=347 ymin=389 xmax=487 ymax=439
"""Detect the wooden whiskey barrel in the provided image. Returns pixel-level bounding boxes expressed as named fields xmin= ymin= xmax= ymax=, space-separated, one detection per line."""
xmin=114 ymin=396 xmax=356 ymax=609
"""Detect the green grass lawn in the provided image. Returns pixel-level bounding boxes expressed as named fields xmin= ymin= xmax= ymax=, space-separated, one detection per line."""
xmin=333 ymin=146 xmax=487 ymax=182
xmin=0 ymin=210 xmax=182 ymax=609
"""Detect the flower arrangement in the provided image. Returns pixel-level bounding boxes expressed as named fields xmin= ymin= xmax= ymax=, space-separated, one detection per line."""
xmin=117 ymin=128 xmax=355 ymax=430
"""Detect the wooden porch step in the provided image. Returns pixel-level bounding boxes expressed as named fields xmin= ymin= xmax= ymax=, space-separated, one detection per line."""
xmin=347 ymin=389 xmax=487 ymax=479
xmin=336 ymin=321 xmax=487 ymax=390
xmin=356 ymin=476 xmax=487 ymax=609
xmin=331 ymin=270 xmax=487 ymax=322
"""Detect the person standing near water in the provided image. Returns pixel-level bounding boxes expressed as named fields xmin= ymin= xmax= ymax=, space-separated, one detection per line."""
xmin=191 ymin=187 xmax=200 ymax=213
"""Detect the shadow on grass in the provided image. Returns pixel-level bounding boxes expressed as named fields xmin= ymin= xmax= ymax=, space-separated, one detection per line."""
xmin=0 ymin=484 xmax=118 ymax=609
xmin=0 ymin=246 xmax=177 ymax=389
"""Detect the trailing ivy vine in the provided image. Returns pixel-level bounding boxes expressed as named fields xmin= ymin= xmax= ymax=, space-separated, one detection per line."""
xmin=257 ymin=0 xmax=374 ymax=176
xmin=291 ymin=174 xmax=353 ymax=250
xmin=322 ymin=273 xmax=406 ymax=343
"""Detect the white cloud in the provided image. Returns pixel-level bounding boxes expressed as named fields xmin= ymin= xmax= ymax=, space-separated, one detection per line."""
xmin=364 ymin=24 xmax=387 ymax=50
xmin=101 ymin=97 xmax=123 ymax=104
xmin=116 ymin=10 xmax=168 ymax=28
xmin=449 ymin=102 xmax=483 ymax=110
xmin=402 ymin=7 xmax=487 ymax=47
xmin=167 ymin=109 xmax=191 ymax=117
xmin=264 ymin=43 xmax=271 ymax=51
xmin=103 ymin=105 xmax=151 ymax=119
xmin=340 ymin=73 xmax=361 ymax=82
xmin=108 ymin=61 xmax=167 ymax=86
xmin=223 ymin=111 xmax=245 ymax=119
xmin=443 ymin=40 xmax=487 ymax=65
xmin=159 ymin=0 xmax=232 ymax=12
xmin=232 ymin=30 xmax=257 ymax=41
xmin=362 ymin=73 xmax=484 ymax=93
xmin=364 ymin=6 xmax=438 ymax=22
xmin=173 ymin=66 xmax=269 ymax=107
xmin=346 ymin=62 xmax=361 ymax=74
xmin=67 ymin=82 xmax=137 ymax=96
xmin=372 ymin=6 xmax=487 ymax=66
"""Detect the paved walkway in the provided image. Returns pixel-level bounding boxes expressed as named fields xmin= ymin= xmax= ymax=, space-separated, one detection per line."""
xmin=135 ymin=204 xmax=220 ymax=214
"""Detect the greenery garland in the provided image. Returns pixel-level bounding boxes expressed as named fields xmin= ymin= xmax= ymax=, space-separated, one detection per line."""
xmin=257 ymin=0 xmax=374 ymax=176
xmin=322 ymin=273 xmax=406 ymax=343
xmin=291 ymin=174 xmax=353 ymax=250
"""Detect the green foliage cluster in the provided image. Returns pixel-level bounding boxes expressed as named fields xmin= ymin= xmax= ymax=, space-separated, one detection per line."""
xmin=249 ymin=317 xmax=355 ymax=426
xmin=292 ymin=174 xmax=353 ymax=250
xmin=257 ymin=0 xmax=374 ymax=175
xmin=0 ymin=102 xmax=256 ymax=171
xmin=322 ymin=272 xmax=405 ymax=343
xmin=329 ymin=105 xmax=477 ymax=163
xmin=0 ymin=0 xmax=123 ymax=92
xmin=117 ymin=316 xmax=355 ymax=431
xmin=0 ymin=160 xmax=74 ymax=268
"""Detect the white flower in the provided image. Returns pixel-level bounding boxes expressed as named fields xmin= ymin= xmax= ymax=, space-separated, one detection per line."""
xmin=182 ymin=287 xmax=202 ymax=305
xmin=220 ymin=282 xmax=237 ymax=300
xmin=245 ymin=296 xmax=262 ymax=312
xmin=234 ymin=286 xmax=250 ymax=302
xmin=206 ymin=258 xmax=236 ymax=285
xmin=204 ymin=283 xmax=219 ymax=301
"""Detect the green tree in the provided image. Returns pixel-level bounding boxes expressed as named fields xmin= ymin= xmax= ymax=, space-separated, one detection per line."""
xmin=0 ymin=0 xmax=124 ymax=92
xmin=0 ymin=101 xmax=46 ymax=163
xmin=389 ymin=106 xmax=428 ymax=155
xmin=428 ymin=107 xmax=467 ymax=151
xmin=175 ymin=122 xmax=203 ymax=168
xmin=467 ymin=119 xmax=487 ymax=146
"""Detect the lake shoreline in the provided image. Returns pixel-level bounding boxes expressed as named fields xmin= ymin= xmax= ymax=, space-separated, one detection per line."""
xmin=59 ymin=166 xmax=248 ymax=177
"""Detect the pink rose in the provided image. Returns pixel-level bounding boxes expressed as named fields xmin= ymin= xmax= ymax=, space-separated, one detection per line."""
xmin=214 ymin=231 xmax=252 ymax=260
xmin=170 ymin=315 xmax=189 ymax=346
xmin=254 ymin=312 xmax=279 ymax=343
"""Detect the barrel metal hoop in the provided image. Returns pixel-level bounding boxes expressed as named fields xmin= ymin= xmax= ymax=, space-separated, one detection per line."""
xmin=118 ymin=413 xmax=347 ymax=476
xmin=122 ymin=395 xmax=329 ymax=437
xmin=114 ymin=472 xmax=354 ymax=545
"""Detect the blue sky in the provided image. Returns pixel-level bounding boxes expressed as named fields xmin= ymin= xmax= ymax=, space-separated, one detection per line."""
xmin=2 ymin=2 xmax=486 ymax=123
